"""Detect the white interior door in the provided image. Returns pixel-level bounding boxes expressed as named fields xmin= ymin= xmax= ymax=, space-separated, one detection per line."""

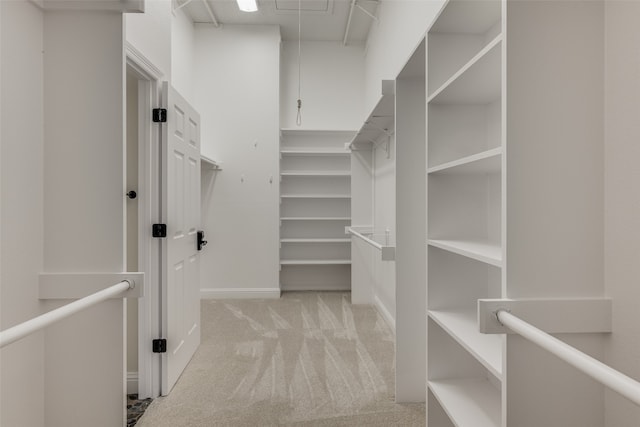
xmin=160 ymin=82 xmax=201 ymax=395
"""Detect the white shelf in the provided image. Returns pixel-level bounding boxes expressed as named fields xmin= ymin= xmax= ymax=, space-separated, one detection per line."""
xmin=429 ymin=378 xmax=501 ymax=427
xmin=428 ymin=147 xmax=502 ymax=175
xmin=428 ymin=308 xmax=502 ymax=379
xmin=280 ymin=238 xmax=351 ymax=243
xmin=281 ymin=171 xmax=351 ymax=177
xmin=429 ymin=36 xmax=502 ymax=105
xmin=200 ymin=155 xmax=222 ymax=170
xmin=280 ymin=149 xmax=350 ymax=156
xmin=349 ymin=80 xmax=395 ymax=151
xmin=280 ymin=259 xmax=351 ymax=265
xmin=428 ymin=239 xmax=502 ymax=267
xmin=280 ymin=217 xmax=351 ymax=221
xmin=280 ymin=194 xmax=351 ymax=199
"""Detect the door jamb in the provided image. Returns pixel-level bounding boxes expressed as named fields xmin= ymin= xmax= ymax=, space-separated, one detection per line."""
xmin=126 ymin=42 xmax=164 ymax=399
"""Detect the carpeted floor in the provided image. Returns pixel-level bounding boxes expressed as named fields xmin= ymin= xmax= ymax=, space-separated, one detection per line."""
xmin=136 ymin=292 xmax=425 ymax=426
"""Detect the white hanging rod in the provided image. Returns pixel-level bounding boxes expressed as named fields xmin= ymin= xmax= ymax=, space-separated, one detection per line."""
xmin=496 ymin=309 xmax=640 ymax=407
xmin=0 ymin=280 xmax=133 ymax=349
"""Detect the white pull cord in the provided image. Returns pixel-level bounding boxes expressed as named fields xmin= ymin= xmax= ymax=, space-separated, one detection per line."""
xmin=296 ymin=0 xmax=302 ymax=126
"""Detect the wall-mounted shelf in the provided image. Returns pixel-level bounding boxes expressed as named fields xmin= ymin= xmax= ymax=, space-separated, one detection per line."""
xmin=201 ymin=155 xmax=222 ymax=170
xmin=348 ymin=80 xmax=395 ymax=151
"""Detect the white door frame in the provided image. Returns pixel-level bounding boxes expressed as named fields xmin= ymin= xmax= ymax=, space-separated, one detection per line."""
xmin=126 ymin=43 xmax=164 ymax=399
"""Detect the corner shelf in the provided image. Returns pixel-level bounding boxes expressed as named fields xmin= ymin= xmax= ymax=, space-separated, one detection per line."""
xmin=429 ymin=378 xmax=501 ymax=427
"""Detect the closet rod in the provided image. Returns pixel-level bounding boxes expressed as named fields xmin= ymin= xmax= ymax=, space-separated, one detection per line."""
xmin=496 ymin=309 xmax=640 ymax=407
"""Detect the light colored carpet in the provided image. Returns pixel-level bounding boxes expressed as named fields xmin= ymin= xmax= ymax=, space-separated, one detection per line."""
xmin=136 ymin=292 xmax=425 ymax=426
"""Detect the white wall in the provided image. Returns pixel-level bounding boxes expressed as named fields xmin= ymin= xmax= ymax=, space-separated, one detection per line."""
xmin=363 ymin=0 xmax=443 ymax=114
xmin=194 ymin=25 xmax=281 ymax=296
xmin=125 ymin=0 xmax=172 ymax=78
xmin=171 ymin=7 xmax=195 ymax=102
xmin=280 ymin=41 xmax=364 ymax=130
xmin=0 ymin=2 xmax=45 ymax=426
xmin=42 ymin=11 xmax=127 ymax=426
xmin=604 ymin=1 xmax=640 ymax=425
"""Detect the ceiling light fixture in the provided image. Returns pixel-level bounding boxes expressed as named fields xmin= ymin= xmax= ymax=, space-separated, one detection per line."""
xmin=236 ymin=0 xmax=258 ymax=12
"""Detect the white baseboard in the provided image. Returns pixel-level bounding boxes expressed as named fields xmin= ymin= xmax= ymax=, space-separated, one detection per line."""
xmin=127 ymin=372 xmax=138 ymax=395
xmin=200 ymin=287 xmax=281 ymax=299
xmin=373 ymin=294 xmax=396 ymax=333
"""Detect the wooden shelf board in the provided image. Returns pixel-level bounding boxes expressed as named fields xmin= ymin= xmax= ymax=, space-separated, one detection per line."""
xmin=428 ymin=35 xmax=502 ymax=105
xmin=428 ymin=239 xmax=502 ymax=267
xmin=280 ymin=238 xmax=351 ymax=243
xmin=429 ymin=308 xmax=503 ymax=379
xmin=429 ymin=378 xmax=501 ymax=427
xmin=280 ymin=259 xmax=352 ymax=265
xmin=280 ymin=128 xmax=357 ymax=135
xmin=281 ymin=171 xmax=351 ymax=177
xmin=428 ymin=147 xmax=502 ymax=174
xmin=281 ymin=194 xmax=351 ymax=199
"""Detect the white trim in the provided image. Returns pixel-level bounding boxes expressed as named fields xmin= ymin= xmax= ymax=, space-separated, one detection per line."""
xmin=374 ymin=293 xmax=396 ymax=333
xmin=126 ymin=43 xmax=164 ymax=82
xmin=127 ymin=372 xmax=139 ymax=395
xmin=125 ymin=51 xmax=162 ymax=400
xmin=201 ymin=288 xmax=281 ymax=299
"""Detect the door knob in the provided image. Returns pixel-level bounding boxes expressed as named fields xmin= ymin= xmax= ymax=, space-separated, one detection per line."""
xmin=126 ymin=191 xmax=137 ymax=199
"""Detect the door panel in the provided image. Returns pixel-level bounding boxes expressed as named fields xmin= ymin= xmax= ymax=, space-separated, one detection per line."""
xmin=161 ymin=82 xmax=201 ymax=395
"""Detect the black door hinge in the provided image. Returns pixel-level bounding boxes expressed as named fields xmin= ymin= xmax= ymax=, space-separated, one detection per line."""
xmin=152 ymin=108 xmax=167 ymax=123
xmin=152 ymin=339 xmax=167 ymax=353
xmin=152 ymin=224 xmax=167 ymax=238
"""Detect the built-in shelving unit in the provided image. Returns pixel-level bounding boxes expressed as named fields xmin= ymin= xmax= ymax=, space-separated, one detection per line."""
xmin=426 ymin=0 xmax=503 ymax=424
xmin=279 ymin=129 xmax=355 ymax=291
xmin=426 ymin=1 xmax=606 ymax=425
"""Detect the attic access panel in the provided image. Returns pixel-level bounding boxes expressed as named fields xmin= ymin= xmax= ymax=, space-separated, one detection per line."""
xmin=275 ymin=0 xmax=332 ymax=13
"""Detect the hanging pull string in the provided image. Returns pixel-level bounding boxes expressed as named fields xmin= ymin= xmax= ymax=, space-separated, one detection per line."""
xmin=296 ymin=0 xmax=302 ymax=126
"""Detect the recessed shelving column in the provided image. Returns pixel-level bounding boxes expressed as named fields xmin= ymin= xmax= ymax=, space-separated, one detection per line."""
xmin=279 ymin=129 xmax=355 ymax=291
xmin=426 ymin=0 xmax=504 ymax=425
